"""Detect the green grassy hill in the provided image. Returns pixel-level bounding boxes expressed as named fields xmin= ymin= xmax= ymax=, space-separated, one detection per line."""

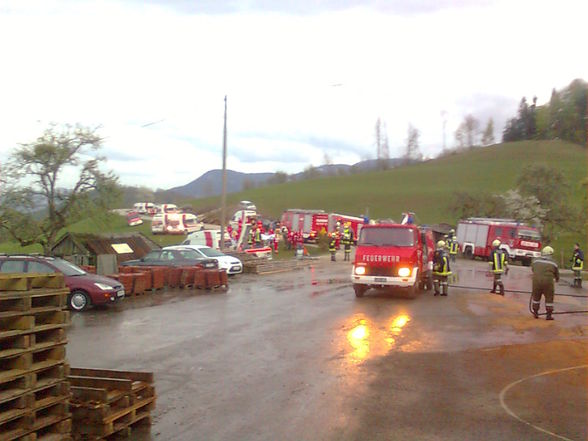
xmin=192 ymin=140 xmax=586 ymax=223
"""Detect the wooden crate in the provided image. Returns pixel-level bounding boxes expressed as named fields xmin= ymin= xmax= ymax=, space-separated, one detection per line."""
xmin=68 ymin=368 xmax=155 ymax=440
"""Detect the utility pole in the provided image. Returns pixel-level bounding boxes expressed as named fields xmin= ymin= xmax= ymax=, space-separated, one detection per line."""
xmin=220 ymin=96 xmax=228 ymax=251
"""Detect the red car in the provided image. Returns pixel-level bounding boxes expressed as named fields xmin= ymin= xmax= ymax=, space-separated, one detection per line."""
xmin=0 ymin=255 xmax=125 ymax=311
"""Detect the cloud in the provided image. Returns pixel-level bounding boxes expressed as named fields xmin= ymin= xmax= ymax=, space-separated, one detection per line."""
xmin=122 ymin=0 xmax=498 ymax=15
xmin=0 ymin=0 xmax=586 ymax=190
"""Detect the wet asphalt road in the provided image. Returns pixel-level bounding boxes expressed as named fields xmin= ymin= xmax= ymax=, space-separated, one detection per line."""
xmin=66 ymin=256 xmax=588 ymax=441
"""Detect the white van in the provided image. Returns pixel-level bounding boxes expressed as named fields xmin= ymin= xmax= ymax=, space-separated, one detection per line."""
xmin=182 ymin=230 xmax=232 ymax=250
xmin=133 ymin=202 xmax=155 ymax=215
xmin=230 ymin=209 xmax=257 ymax=228
xmin=151 ymin=213 xmax=202 ymax=234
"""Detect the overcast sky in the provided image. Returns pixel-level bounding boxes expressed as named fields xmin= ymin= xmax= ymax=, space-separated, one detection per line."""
xmin=0 ymin=0 xmax=586 ymax=189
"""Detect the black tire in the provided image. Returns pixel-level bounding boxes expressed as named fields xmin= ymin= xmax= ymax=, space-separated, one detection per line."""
xmin=464 ymin=247 xmax=473 ymax=260
xmin=354 ymin=285 xmax=367 ymax=298
xmin=522 ymin=259 xmax=531 ymax=267
xmin=426 ymin=275 xmax=433 ymax=291
xmin=68 ymin=290 xmax=90 ymax=312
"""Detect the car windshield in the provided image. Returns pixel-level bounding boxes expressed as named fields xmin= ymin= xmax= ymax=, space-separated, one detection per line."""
xmin=359 ymin=227 xmax=416 ymax=247
xmin=518 ymin=230 xmax=541 ymax=240
xmin=176 ymin=249 xmax=201 ymax=259
xmin=50 ymin=258 xmax=86 ymax=276
xmin=199 ymin=248 xmax=225 ymax=257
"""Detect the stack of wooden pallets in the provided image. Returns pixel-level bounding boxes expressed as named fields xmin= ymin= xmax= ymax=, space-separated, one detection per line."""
xmin=68 ymin=368 xmax=155 ymax=440
xmin=0 ymin=273 xmax=72 ymax=441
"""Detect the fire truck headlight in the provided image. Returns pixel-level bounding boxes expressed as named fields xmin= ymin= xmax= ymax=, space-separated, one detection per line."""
xmin=398 ymin=267 xmax=411 ymax=277
xmin=354 ymin=266 xmax=365 ymax=275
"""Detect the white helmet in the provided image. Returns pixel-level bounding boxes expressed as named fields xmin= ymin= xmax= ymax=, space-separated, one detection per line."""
xmin=437 ymin=240 xmax=446 ymax=249
xmin=492 ymin=239 xmax=501 ymax=247
xmin=542 ymin=246 xmax=554 ymax=256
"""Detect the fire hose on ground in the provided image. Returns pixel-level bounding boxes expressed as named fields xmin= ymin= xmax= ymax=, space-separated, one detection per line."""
xmin=448 ymin=284 xmax=588 ymax=316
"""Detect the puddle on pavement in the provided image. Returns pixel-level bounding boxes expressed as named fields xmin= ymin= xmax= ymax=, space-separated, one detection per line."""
xmin=342 ymin=313 xmax=416 ymax=364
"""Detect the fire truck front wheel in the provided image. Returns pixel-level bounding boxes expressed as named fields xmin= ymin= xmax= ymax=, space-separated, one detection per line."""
xmin=354 ymin=284 xmax=367 ymax=298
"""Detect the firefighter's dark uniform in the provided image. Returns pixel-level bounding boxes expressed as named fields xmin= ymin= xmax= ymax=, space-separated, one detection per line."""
xmin=571 ymin=247 xmax=584 ymax=288
xmin=531 ymin=256 xmax=559 ymax=320
xmin=341 ymin=227 xmax=353 ymax=262
xmin=329 ymin=236 xmax=337 ymax=262
xmin=448 ymin=237 xmax=458 ymax=263
xmin=433 ymin=250 xmax=451 ymax=296
xmin=489 ymin=248 xmax=508 ymax=295
xmin=254 ymin=228 xmax=262 ymax=247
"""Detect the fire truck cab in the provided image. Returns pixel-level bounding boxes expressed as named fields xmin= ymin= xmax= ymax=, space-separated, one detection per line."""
xmin=456 ymin=218 xmax=542 ymax=266
xmin=351 ymin=223 xmax=435 ymax=298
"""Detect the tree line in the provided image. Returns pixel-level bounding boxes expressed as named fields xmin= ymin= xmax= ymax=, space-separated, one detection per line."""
xmin=503 ymin=79 xmax=587 ymax=145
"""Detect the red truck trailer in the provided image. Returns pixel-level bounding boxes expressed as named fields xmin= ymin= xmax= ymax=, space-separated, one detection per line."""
xmin=351 ymin=222 xmax=435 ymax=298
xmin=456 ymin=217 xmax=542 ymax=266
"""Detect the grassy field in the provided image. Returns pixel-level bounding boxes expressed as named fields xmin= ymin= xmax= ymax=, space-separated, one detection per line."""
xmin=1 ymin=140 xmax=585 ymax=262
xmin=193 ymin=140 xmax=586 ymax=223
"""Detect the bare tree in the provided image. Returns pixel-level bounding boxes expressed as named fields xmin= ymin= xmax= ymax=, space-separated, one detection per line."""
xmin=405 ymin=124 xmax=422 ymax=162
xmin=481 ymin=118 xmax=496 ymax=146
xmin=454 ymin=114 xmax=480 ymax=148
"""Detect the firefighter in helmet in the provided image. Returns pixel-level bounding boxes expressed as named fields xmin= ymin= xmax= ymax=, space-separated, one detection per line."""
xmin=433 ymin=240 xmax=452 ymax=296
xmin=570 ymin=243 xmax=584 ymax=288
xmin=531 ymin=246 xmax=559 ymax=320
xmin=448 ymin=229 xmax=458 ymax=263
xmin=329 ymin=233 xmax=337 ymax=262
xmin=341 ymin=223 xmax=354 ymax=262
xmin=489 ymin=239 xmax=508 ymax=295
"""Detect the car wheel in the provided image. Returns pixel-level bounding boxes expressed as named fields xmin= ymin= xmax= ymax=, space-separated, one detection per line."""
xmin=354 ymin=284 xmax=367 ymax=298
xmin=464 ymin=247 xmax=473 ymax=260
xmin=68 ymin=290 xmax=90 ymax=312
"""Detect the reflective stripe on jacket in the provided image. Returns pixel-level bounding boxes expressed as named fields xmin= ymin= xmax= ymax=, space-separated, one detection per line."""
xmin=433 ymin=251 xmax=452 ymax=276
xmin=490 ymin=249 xmax=507 ymax=274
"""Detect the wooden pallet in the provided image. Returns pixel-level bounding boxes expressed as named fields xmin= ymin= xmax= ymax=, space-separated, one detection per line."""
xmin=0 ymin=274 xmax=65 ymax=293
xmin=0 ymin=288 xmax=69 ymax=319
xmin=1 ymin=273 xmax=71 ymax=441
xmin=68 ymin=368 xmax=155 ymax=440
xmin=0 ymin=396 xmax=70 ymax=441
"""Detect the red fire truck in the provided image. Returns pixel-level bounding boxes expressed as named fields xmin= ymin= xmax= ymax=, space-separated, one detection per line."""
xmin=456 ymin=218 xmax=542 ymax=266
xmin=280 ymin=209 xmax=329 ymax=242
xmin=351 ymin=222 xmax=435 ymax=298
xmin=328 ymin=213 xmax=365 ymax=242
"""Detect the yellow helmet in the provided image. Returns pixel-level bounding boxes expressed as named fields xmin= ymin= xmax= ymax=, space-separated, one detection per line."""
xmin=492 ymin=239 xmax=501 ymax=247
xmin=437 ymin=240 xmax=446 ymax=249
xmin=542 ymin=246 xmax=554 ymax=256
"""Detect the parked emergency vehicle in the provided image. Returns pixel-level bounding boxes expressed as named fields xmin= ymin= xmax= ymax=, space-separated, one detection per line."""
xmin=351 ymin=222 xmax=435 ymax=298
xmin=456 ymin=218 xmax=542 ymax=266
xmin=157 ymin=204 xmax=179 ymax=214
xmin=182 ymin=230 xmax=233 ymax=250
xmin=126 ymin=211 xmax=143 ymax=226
xmin=328 ymin=213 xmax=364 ymax=241
xmin=230 ymin=209 xmax=257 ymax=229
xmin=151 ymin=213 xmax=202 ymax=235
xmin=280 ymin=209 xmax=329 ymax=242
xmin=133 ymin=202 xmax=156 ymax=215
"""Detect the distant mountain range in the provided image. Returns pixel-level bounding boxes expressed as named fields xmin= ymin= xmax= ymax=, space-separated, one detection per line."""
xmin=167 ymin=158 xmax=405 ymax=199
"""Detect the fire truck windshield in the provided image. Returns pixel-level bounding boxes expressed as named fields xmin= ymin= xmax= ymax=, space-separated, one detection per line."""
xmin=359 ymin=228 xmax=415 ymax=247
xmin=518 ymin=229 xmax=541 ymax=240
